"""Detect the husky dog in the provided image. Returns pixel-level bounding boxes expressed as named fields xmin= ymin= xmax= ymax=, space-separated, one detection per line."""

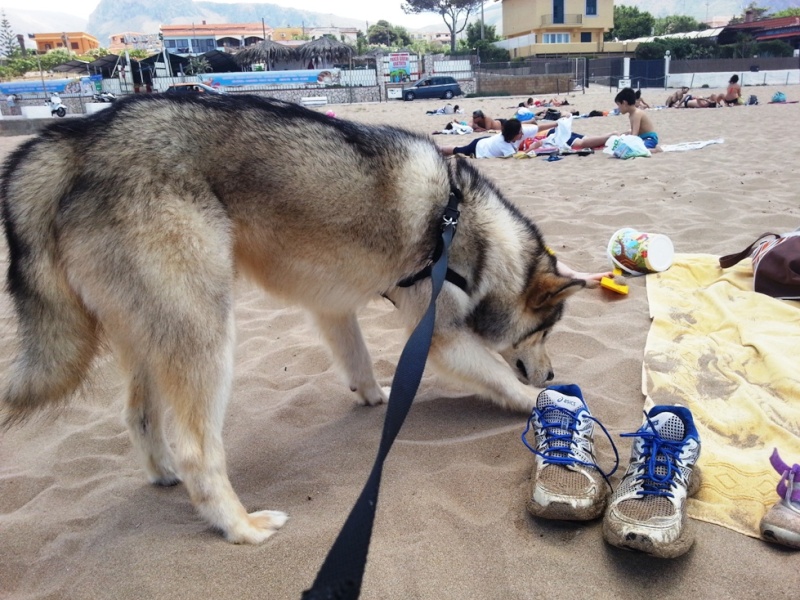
xmin=1 ymin=95 xmax=585 ymax=543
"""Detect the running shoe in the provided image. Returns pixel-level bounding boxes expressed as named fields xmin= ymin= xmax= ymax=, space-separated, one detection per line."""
xmin=521 ymin=384 xmax=618 ymax=521
xmin=603 ymin=405 xmax=701 ymax=558
xmin=759 ymin=449 xmax=800 ymax=549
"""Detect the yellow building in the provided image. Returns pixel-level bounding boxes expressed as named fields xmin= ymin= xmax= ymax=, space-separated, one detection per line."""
xmin=272 ymin=27 xmax=306 ymax=42
xmin=31 ymin=32 xmax=100 ymax=54
xmin=500 ymin=0 xmax=615 ymax=57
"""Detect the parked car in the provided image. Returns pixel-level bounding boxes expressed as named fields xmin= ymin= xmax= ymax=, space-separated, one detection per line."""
xmin=402 ymin=76 xmax=463 ymax=101
xmin=164 ymin=83 xmax=225 ymax=95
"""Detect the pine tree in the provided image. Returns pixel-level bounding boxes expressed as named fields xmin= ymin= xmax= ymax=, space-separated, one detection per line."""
xmin=1 ymin=10 xmax=19 ymax=58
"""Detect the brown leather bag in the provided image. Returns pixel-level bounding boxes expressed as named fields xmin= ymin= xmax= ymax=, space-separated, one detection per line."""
xmin=719 ymin=231 xmax=800 ymax=300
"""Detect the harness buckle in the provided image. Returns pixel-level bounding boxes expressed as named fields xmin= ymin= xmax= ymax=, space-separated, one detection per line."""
xmin=442 ymin=190 xmax=461 ymax=231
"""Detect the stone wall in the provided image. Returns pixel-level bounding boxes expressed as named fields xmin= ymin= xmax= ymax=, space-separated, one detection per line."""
xmin=476 ymin=75 xmax=573 ymax=96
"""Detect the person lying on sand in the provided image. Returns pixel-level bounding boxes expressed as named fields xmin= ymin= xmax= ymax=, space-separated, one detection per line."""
xmin=441 ymin=119 xmax=558 ymax=158
xmin=470 ymin=110 xmax=507 ymax=132
xmin=677 ymin=95 xmax=717 ymax=108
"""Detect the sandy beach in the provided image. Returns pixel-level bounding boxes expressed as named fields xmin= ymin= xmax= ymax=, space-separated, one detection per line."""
xmin=1 ymin=85 xmax=798 ymax=599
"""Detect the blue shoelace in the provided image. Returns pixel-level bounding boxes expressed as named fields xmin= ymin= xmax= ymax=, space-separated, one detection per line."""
xmin=521 ymin=404 xmax=619 ymax=486
xmin=621 ymin=413 xmax=686 ymax=499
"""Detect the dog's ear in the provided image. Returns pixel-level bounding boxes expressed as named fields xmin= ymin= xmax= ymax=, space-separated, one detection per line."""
xmin=526 ymin=273 xmax=586 ymax=310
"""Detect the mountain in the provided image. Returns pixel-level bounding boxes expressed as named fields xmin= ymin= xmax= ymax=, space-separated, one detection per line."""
xmin=616 ymin=0 xmax=799 ymax=23
xmin=86 ymin=0 xmax=370 ymax=46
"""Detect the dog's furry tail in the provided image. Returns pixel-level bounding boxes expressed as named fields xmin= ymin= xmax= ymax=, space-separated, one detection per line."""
xmin=1 ymin=134 xmax=99 ymax=427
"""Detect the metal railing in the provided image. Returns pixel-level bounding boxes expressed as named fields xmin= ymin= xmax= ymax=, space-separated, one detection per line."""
xmin=541 ymin=14 xmax=583 ymax=26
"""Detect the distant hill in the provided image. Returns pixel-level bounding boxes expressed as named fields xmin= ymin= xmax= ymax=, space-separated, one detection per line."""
xmin=86 ymin=0 xmax=369 ymax=46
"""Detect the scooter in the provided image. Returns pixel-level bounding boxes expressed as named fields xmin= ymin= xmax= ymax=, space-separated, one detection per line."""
xmin=92 ymin=91 xmax=117 ymax=103
xmin=46 ymin=93 xmax=67 ymax=117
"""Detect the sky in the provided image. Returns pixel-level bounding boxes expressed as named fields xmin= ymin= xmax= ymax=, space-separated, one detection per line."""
xmin=3 ymin=0 xmax=447 ymax=28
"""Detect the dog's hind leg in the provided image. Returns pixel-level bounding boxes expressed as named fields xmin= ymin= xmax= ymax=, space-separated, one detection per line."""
xmin=311 ymin=311 xmax=388 ymax=406
xmin=121 ymin=358 xmax=180 ymax=486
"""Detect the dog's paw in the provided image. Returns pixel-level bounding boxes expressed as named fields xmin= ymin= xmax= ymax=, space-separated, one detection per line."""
xmin=226 ymin=510 xmax=288 ymax=544
xmin=353 ymin=383 xmax=389 ymax=406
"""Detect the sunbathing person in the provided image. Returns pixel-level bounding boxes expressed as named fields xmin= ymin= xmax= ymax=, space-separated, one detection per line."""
xmin=441 ymin=118 xmax=524 ymax=158
xmin=666 ymin=86 xmax=690 ymax=108
xmin=678 ymin=95 xmax=716 ymax=108
xmin=716 ymin=74 xmax=742 ymax=106
xmin=634 ymin=90 xmax=651 ymax=109
xmin=470 ymin=110 xmax=507 ymax=132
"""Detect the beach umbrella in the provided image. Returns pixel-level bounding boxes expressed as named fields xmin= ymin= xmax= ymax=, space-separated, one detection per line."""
xmin=235 ymin=40 xmax=296 ymax=69
xmin=298 ymin=36 xmax=353 ymax=66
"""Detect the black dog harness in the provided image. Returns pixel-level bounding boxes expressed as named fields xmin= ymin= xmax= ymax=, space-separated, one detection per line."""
xmin=396 ymin=187 xmax=468 ymax=293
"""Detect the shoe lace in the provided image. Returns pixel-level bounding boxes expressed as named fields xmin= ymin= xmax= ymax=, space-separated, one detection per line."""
xmin=521 ymin=405 xmax=619 ymax=486
xmin=621 ymin=413 xmax=685 ymax=498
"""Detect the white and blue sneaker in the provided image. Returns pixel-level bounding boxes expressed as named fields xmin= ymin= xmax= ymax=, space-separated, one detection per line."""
xmin=603 ymin=405 xmax=702 ymax=558
xmin=522 ymin=384 xmax=618 ymax=521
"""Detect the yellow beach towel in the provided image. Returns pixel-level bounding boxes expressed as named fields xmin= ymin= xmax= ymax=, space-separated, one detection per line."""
xmin=644 ymin=253 xmax=800 ymax=537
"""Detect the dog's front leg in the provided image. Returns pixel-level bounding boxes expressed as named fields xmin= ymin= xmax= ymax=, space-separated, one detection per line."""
xmin=311 ymin=311 xmax=388 ymax=406
xmin=429 ymin=331 xmax=541 ymax=413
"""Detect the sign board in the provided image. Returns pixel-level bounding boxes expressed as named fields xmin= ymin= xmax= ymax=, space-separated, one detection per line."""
xmin=618 ymin=77 xmax=631 ymax=89
xmin=387 ymin=87 xmax=403 ymax=99
xmin=388 ymin=52 xmax=411 ymax=82
xmin=207 ymin=69 xmax=340 ymax=87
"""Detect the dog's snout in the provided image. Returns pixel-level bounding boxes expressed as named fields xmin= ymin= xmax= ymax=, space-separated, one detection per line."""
xmin=516 ymin=359 xmax=528 ymax=380
xmin=546 ymin=370 xmax=555 ymax=382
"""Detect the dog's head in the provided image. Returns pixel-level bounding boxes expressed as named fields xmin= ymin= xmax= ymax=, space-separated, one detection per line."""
xmin=498 ymin=270 xmax=585 ymax=386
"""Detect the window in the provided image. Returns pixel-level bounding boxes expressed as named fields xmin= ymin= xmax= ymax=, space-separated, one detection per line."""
xmin=581 ymin=32 xmax=592 ymax=43
xmin=71 ymin=42 xmax=79 ymax=49
xmin=543 ymin=33 xmax=570 ymax=44
xmin=586 ymin=0 xmax=597 ymax=16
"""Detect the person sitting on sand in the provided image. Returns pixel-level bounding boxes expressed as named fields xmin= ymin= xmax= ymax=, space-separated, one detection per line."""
xmin=666 ymin=86 xmax=690 ymax=108
xmin=716 ymin=74 xmax=742 ymax=106
xmin=634 ymin=90 xmax=651 ymax=109
xmin=615 ymin=87 xmax=660 ymax=150
xmin=470 ymin=110 xmax=507 ymax=132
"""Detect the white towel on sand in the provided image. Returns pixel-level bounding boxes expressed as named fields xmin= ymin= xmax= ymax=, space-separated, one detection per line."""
xmin=661 ymin=138 xmax=725 ymax=152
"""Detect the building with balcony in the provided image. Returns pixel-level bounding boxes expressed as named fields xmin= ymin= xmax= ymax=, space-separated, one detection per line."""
xmin=160 ymin=22 xmax=273 ymax=55
xmin=30 ymin=32 xmax=100 ymax=55
xmin=499 ymin=0 xmax=613 ymax=57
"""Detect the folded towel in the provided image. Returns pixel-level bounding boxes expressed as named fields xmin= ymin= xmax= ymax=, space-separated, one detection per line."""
xmin=644 ymin=253 xmax=800 ymax=537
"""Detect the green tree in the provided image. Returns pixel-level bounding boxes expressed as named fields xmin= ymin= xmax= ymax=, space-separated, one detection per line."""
xmin=465 ymin=21 xmax=499 ymax=47
xmin=355 ymin=31 xmax=368 ymax=55
xmin=0 ymin=10 xmax=19 ymax=57
xmin=772 ymin=8 xmax=800 ymax=17
xmin=402 ymin=0 xmax=482 ymax=53
xmin=605 ymin=5 xmax=655 ymax=41
xmin=185 ymin=56 xmax=211 ymax=75
xmin=654 ymin=15 xmax=707 ymax=36
xmin=729 ymin=3 xmax=770 ymax=25
xmin=367 ymin=22 xmax=410 ymax=49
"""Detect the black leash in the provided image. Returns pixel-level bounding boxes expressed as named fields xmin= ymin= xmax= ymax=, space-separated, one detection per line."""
xmin=302 ymin=188 xmax=462 ymax=600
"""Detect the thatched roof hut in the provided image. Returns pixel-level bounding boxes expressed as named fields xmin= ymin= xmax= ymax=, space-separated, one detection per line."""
xmin=298 ymin=36 xmax=353 ymax=67
xmin=235 ymin=40 xmax=297 ymax=69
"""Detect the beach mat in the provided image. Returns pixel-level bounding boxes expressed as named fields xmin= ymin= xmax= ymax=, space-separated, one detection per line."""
xmin=643 ymin=253 xmax=800 ymax=537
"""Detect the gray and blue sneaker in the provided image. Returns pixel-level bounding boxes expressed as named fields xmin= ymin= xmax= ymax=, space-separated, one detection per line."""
xmin=603 ymin=405 xmax=702 ymax=558
xmin=522 ymin=384 xmax=618 ymax=521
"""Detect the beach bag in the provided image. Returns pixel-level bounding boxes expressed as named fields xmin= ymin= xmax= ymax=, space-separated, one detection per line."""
xmin=747 ymin=94 xmax=759 ymax=105
xmin=719 ymin=231 xmax=800 ymax=300
xmin=603 ymin=135 xmax=651 ymax=159
xmin=772 ymin=91 xmax=786 ymax=103
xmin=543 ymin=108 xmax=562 ymax=121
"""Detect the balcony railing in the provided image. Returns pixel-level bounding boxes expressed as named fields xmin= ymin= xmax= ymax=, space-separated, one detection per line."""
xmin=541 ymin=14 xmax=583 ymax=26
